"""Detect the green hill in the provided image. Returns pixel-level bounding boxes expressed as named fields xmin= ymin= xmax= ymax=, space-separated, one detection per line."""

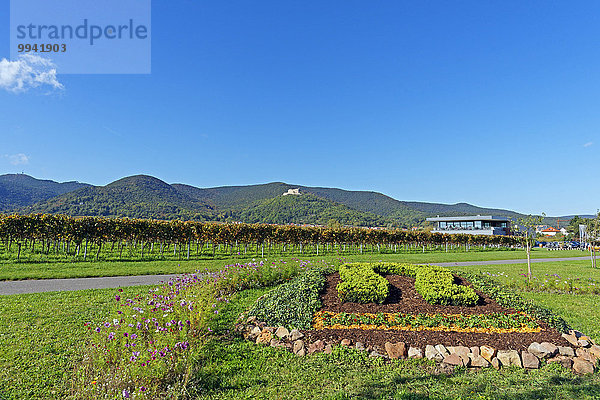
xmin=24 ymin=175 xmax=215 ymax=221
xmin=0 ymin=174 xmax=89 ymax=211
xmin=229 ymin=193 xmax=394 ymax=227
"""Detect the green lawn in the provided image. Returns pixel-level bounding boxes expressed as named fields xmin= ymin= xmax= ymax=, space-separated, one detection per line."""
xmin=1 ymin=254 xmax=599 ymax=399
xmin=0 ymin=248 xmax=592 ymax=281
xmin=0 ymin=286 xmax=150 ymax=399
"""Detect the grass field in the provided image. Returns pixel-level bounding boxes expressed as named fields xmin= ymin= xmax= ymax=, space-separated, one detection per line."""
xmin=0 ymin=248 xmax=592 ymax=281
xmin=2 ymin=284 xmax=599 ymax=400
xmin=1 ymin=253 xmax=599 ymax=399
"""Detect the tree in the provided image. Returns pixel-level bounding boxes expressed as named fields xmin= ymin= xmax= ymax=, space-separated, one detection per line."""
xmin=516 ymin=213 xmax=545 ymax=282
xmin=586 ymin=211 xmax=600 ymax=269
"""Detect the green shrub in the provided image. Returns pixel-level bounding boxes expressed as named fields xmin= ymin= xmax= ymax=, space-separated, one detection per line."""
xmin=456 ymin=271 xmax=570 ymax=332
xmin=247 ymin=267 xmax=329 ymax=329
xmin=414 ymin=265 xmax=479 ymax=306
xmin=372 ymin=262 xmax=419 ymax=278
xmin=336 ymin=262 xmax=478 ymax=306
xmin=337 ymin=263 xmax=390 ymax=303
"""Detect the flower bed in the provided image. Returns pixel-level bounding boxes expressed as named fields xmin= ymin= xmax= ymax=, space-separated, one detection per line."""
xmin=313 ymin=310 xmax=540 ymax=333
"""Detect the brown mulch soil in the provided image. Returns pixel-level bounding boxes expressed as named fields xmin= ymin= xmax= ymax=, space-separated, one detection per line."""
xmin=300 ymin=273 xmax=570 ymax=351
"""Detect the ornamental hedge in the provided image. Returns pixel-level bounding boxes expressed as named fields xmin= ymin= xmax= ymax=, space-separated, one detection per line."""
xmin=414 ymin=265 xmax=479 ymax=307
xmin=246 ymin=267 xmax=330 ymax=329
xmin=336 ymin=262 xmax=479 ymax=306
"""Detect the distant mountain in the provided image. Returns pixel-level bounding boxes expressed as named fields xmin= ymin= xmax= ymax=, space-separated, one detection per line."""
xmin=0 ymin=174 xmax=89 ymax=211
xmin=23 ymin=175 xmax=214 ymax=221
xmin=2 ymin=173 xmax=582 ymax=227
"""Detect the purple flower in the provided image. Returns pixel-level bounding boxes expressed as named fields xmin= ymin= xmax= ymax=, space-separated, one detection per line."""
xmin=122 ymin=389 xmax=130 ymax=398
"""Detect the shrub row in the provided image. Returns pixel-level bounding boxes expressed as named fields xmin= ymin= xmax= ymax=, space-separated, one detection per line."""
xmin=414 ymin=265 xmax=479 ymax=307
xmin=457 ymin=271 xmax=571 ymax=333
xmin=337 ymin=263 xmax=391 ymax=304
xmin=247 ymin=267 xmax=330 ymax=329
xmin=336 ymin=262 xmax=479 ymax=306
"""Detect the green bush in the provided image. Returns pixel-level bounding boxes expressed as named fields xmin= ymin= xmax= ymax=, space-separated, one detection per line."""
xmin=414 ymin=265 xmax=479 ymax=306
xmin=456 ymin=271 xmax=570 ymax=332
xmin=337 ymin=263 xmax=390 ymax=303
xmin=336 ymin=262 xmax=478 ymax=306
xmin=247 ymin=267 xmax=329 ymax=329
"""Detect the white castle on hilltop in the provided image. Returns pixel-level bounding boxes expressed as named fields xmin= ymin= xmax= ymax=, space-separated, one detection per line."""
xmin=282 ymin=188 xmax=301 ymax=196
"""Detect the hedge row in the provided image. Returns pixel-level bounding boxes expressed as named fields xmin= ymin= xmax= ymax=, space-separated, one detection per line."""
xmin=247 ymin=267 xmax=330 ymax=329
xmin=337 ymin=263 xmax=391 ymax=304
xmin=456 ymin=271 xmax=570 ymax=333
xmin=414 ymin=265 xmax=479 ymax=307
xmin=336 ymin=262 xmax=479 ymax=306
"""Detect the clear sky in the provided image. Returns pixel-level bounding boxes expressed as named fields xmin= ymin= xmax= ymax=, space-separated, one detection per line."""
xmin=0 ymin=1 xmax=598 ymax=216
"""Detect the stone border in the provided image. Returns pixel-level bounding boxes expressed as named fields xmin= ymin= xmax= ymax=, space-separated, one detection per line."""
xmin=235 ymin=316 xmax=598 ymax=375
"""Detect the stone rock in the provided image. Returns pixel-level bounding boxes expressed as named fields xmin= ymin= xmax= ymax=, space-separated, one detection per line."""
xmin=578 ymin=340 xmax=591 ymax=348
xmin=573 ymin=358 xmax=595 ymax=374
xmin=562 ymin=333 xmax=579 ymax=347
xmin=296 ymin=347 xmax=306 ymax=357
xmin=426 ymin=345 xmax=443 ymax=361
xmin=469 ymin=354 xmax=490 ymax=368
xmin=248 ymin=326 xmax=262 ymax=340
xmin=589 ymin=345 xmax=600 ymax=358
xmin=275 ymin=326 xmax=290 ymax=339
xmin=540 ymin=342 xmax=559 ymax=357
xmin=548 ymin=355 xmax=573 ymax=369
xmin=247 ymin=315 xmax=257 ymax=324
xmin=308 ymin=340 xmax=325 ymax=354
xmin=491 ymin=357 xmax=501 ymax=370
xmin=289 ymin=329 xmax=304 ymax=341
xmin=528 ymin=342 xmax=555 ymax=359
xmin=408 ymin=347 xmax=423 ymax=359
xmin=369 ymin=351 xmax=385 ymax=358
xmin=341 ymin=339 xmax=352 ymax=347
xmin=576 ymin=348 xmax=597 ymax=363
xmin=558 ymin=346 xmax=575 ymax=357
xmin=480 ymin=345 xmax=496 ymax=362
xmin=293 ymin=340 xmax=305 ymax=355
xmin=521 ymin=351 xmax=540 ymax=369
xmin=497 ymin=350 xmax=522 ymax=368
xmin=385 ymin=342 xmax=407 ymax=359
xmin=451 ymin=346 xmax=470 ymax=366
xmin=270 ymin=338 xmax=281 ymax=347
xmin=435 ymin=344 xmax=450 ymax=358
xmin=355 ymin=342 xmax=365 ymax=351
xmin=444 ymin=354 xmax=464 ymax=366
xmin=470 ymin=347 xmax=480 ymax=357
xmin=324 ymin=344 xmax=333 ymax=354
xmin=256 ymin=331 xmax=272 ymax=345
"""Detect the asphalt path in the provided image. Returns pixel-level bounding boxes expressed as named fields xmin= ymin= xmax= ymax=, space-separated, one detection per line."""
xmin=0 ymin=255 xmax=596 ymax=295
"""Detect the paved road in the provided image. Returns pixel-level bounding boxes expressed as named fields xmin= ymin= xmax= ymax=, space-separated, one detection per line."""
xmin=0 ymin=255 xmax=596 ymax=295
xmin=0 ymin=274 xmax=180 ymax=295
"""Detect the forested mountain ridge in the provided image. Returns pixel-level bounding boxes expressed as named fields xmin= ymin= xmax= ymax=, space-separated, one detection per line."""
xmin=0 ymin=173 xmax=557 ymax=227
xmin=0 ymin=173 xmax=90 ymax=211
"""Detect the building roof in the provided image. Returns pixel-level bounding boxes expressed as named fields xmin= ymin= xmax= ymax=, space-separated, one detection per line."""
xmin=542 ymin=227 xmax=560 ymax=232
xmin=426 ymin=215 xmax=510 ymax=222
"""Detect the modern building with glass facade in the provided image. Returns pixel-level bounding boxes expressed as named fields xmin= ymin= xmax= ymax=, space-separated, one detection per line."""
xmin=426 ymin=215 xmax=511 ymax=236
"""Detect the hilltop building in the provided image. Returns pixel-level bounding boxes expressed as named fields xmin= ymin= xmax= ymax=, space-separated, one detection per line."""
xmin=426 ymin=215 xmax=511 ymax=236
xmin=283 ymin=188 xmax=301 ymax=196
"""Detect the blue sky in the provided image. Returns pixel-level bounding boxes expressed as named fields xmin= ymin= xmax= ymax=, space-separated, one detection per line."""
xmin=0 ymin=1 xmax=598 ymax=216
